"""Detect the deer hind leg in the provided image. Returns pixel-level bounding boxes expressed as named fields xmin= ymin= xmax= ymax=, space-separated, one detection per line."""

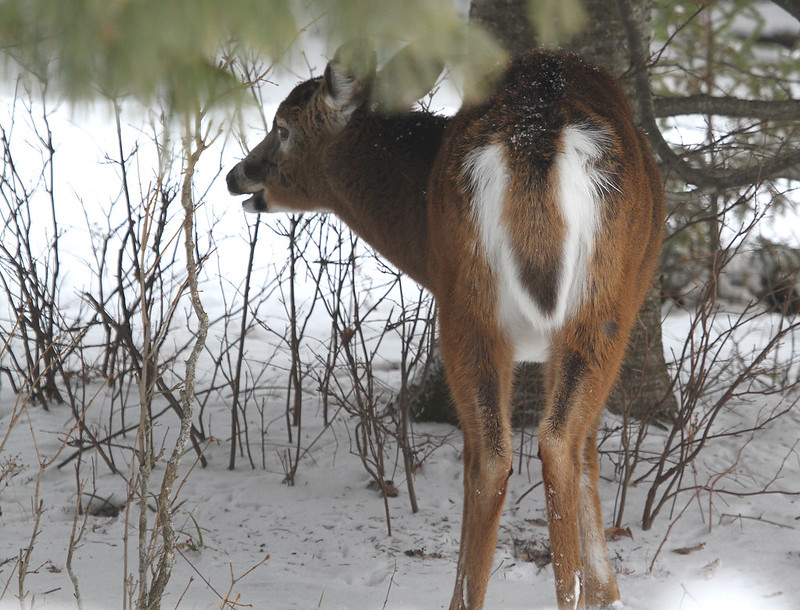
xmin=439 ymin=311 xmax=514 ymax=610
xmin=539 ymin=348 xmax=589 ymax=610
xmin=579 ymin=418 xmax=620 ymax=608
xmin=539 ymin=331 xmax=626 ymax=610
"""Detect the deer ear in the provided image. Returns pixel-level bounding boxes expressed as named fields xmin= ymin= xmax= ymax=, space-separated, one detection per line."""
xmin=372 ymin=43 xmax=445 ymax=112
xmin=322 ymin=39 xmax=377 ymax=122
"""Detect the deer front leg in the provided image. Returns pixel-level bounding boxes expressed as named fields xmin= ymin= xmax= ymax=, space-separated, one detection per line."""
xmin=439 ymin=312 xmax=514 ymax=610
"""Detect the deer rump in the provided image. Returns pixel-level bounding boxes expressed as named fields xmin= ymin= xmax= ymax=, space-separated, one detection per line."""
xmin=228 ymin=41 xmax=663 ymax=610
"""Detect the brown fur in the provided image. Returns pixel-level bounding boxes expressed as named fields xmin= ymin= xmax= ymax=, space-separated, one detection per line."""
xmin=227 ymin=43 xmax=664 ymax=610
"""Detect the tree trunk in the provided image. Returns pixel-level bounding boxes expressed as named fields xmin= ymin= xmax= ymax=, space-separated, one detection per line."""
xmin=563 ymin=0 xmax=677 ymax=421
xmin=412 ymin=0 xmax=676 ymax=424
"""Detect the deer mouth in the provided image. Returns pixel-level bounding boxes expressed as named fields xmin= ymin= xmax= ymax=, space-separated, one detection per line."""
xmin=241 ymin=189 xmax=268 ymax=213
xmin=226 ymin=165 xmax=268 ymax=212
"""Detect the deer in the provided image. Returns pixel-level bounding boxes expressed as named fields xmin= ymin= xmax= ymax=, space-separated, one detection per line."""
xmin=227 ymin=40 xmax=664 ymax=610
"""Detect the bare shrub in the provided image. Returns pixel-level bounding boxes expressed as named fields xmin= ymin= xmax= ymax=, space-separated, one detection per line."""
xmin=0 ymin=84 xmax=65 ymax=407
xmin=605 ymin=193 xmax=800 ymax=537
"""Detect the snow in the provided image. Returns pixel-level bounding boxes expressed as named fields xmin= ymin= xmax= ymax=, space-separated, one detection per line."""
xmin=2 ymin=305 xmax=799 ymax=609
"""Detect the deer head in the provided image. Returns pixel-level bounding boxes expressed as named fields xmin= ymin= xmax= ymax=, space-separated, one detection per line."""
xmin=226 ymin=40 xmax=444 ymax=215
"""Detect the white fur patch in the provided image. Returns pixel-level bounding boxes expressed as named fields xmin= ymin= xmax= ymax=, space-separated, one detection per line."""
xmin=573 ymin=571 xmax=582 ymax=609
xmin=554 ymin=125 xmax=608 ymax=321
xmin=464 ymin=143 xmax=552 ymax=362
xmin=463 ymin=126 xmax=608 ymax=363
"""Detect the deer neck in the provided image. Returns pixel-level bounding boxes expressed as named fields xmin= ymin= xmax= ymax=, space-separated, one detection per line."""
xmin=322 ymin=111 xmax=449 ymax=290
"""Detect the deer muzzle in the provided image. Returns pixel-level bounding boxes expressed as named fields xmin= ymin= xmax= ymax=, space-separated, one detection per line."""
xmin=226 ymin=164 xmax=268 ymax=213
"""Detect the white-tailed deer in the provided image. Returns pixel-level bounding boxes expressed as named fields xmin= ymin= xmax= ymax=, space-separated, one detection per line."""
xmin=227 ymin=41 xmax=663 ymax=610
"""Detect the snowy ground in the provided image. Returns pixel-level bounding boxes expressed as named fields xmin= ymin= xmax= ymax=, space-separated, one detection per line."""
xmin=1 ymin=308 xmax=799 ymax=610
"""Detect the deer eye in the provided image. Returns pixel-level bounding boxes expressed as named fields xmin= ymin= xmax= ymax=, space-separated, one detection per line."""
xmin=277 ymin=125 xmax=289 ymax=142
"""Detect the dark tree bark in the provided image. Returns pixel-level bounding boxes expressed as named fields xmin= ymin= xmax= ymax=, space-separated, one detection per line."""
xmin=413 ymin=0 xmax=676 ymax=424
xmin=769 ymin=0 xmax=800 ymax=21
xmin=653 ymin=95 xmax=800 ymax=121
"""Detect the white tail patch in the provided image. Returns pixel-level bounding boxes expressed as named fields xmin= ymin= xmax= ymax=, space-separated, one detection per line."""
xmin=463 ymin=127 xmax=610 ymax=363
xmin=463 ymin=143 xmax=552 ymax=362
xmin=555 ymin=125 xmax=611 ymax=321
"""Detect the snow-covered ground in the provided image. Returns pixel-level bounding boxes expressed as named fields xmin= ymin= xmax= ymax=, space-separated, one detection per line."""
xmin=1 ymin=305 xmax=799 ymax=610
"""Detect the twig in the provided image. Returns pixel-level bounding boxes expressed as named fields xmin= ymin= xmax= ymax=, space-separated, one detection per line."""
xmin=67 ymin=462 xmax=89 ymax=610
xmin=382 ymin=559 xmax=398 ymax=610
xmin=718 ymin=513 xmax=795 ymax=530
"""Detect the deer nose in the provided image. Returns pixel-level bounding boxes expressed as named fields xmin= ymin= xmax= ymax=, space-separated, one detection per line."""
xmin=226 ymin=167 xmax=243 ymax=195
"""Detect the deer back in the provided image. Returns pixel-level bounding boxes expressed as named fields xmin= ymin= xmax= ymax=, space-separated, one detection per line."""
xmin=427 ymin=50 xmax=663 ymax=361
